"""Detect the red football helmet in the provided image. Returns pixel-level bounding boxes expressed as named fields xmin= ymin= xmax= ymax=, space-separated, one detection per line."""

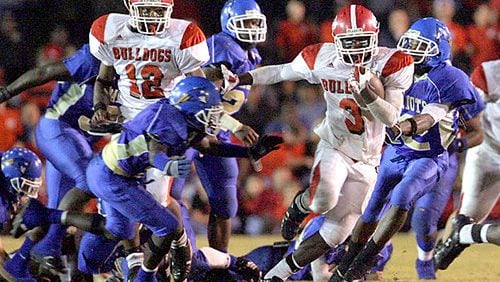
xmin=331 ymin=5 xmax=379 ymax=65
xmin=124 ymin=0 xmax=174 ymax=35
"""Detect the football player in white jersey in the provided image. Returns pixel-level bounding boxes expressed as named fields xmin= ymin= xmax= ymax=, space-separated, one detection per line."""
xmin=86 ymin=1 xmax=259 ymax=280
xmin=434 ymin=59 xmax=500 ymax=270
xmin=222 ymin=4 xmax=414 ymax=280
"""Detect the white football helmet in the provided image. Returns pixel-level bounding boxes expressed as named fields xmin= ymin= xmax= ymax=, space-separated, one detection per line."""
xmin=124 ymin=0 xmax=174 ymax=35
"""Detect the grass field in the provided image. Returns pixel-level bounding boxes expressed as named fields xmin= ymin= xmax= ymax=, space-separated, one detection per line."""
xmin=2 ymin=233 xmax=499 ymax=281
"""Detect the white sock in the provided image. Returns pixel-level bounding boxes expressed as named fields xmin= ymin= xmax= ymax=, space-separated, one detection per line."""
xmin=264 ymin=258 xmax=294 ymax=280
xmin=127 ymin=252 xmax=144 ymax=269
xmin=199 ymin=247 xmax=231 ymax=269
xmin=417 ymin=245 xmax=433 ymax=261
xmin=459 ymin=224 xmax=475 ymax=244
xmin=141 ymin=263 xmax=158 ymax=272
xmin=480 ymin=224 xmax=491 ymax=243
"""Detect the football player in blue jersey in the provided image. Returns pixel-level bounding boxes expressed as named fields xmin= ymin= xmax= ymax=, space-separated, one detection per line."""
xmin=329 ymin=18 xmax=478 ymax=282
xmin=0 ymin=44 xmax=105 ymax=279
xmin=170 ymin=0 xmax=267 ymax=253
xmin=0 ymin=147 xmax=42 ymax=281
xmin=11 ymin=76 xmax=282 ymax=281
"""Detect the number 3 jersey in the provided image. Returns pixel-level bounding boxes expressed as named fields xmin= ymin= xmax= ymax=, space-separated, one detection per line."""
xmin=89 ymin=13 xmax=209 ymax=121
xmin=290 ymin=43 xmax=413 ymax=165
xmin=393 ymin=63 xmax=477 ymax=159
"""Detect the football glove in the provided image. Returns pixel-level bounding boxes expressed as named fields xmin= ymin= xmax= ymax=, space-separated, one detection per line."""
xmin=164 ymin=159 xmax=191 ymax=178
xmin=220 ymin=64 xmax=239 ymax=96
xmin=248 ymin=135 xmax=283 ymax=161
xmin=385 ymin=123 xmax=402 ymax=144
xmin=88 ymin=121 xmax=123 ymax=136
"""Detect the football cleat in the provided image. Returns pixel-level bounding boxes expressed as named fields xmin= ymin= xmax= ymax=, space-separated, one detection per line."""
xmin=434 ymin=214 xmax=472 ymax=270
xmin=280 ymin=190 xmax=309 ymax=241
xmin=261 ymin=276 xmax=284 ymax=282
xmin=416 ymin=259 xmax=436 ymax=280
xmin=11 ymin=198 xmax=50 ymax=238
xmin=233 ymin=257 xmax=261 ymax=281
xmin=30 ymin=253 xmax=69 ymax=280
xmin=170 ymin=237 xmax=192 ymax=282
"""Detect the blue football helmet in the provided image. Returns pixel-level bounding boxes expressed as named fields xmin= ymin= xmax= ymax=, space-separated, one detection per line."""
xmin=221 ymin=0 xmax=267 ymax=43
xmin=169 ymin=76 xmax=224 ymax=136
xmin=397 ymin=17 xmax=451 ymax=67
xmin=1 ymin=147 xmax=42 ymax=198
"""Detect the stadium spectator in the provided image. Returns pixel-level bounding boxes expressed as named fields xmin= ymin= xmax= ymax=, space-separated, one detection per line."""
xmin=433 ymin=0 xmax=471 ymax=70
xmin=466 ymin=3 xmax=499 ymax=68
xmin=275 ymin=0 xmax=319 ymax=63
xmin=0 ymin=102 xmax=23 ymax=151
xmin=0 ymin=12 xmax=30 ymax=84
xmin=379 ymin=9 xmax=411 ymax=48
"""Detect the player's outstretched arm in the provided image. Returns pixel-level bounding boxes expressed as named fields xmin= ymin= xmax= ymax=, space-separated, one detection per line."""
xmin=91 ymin=64 xmax=115 ymax=124
xmin=196 ymin=134 xmax=282 ymax=159
xmin=0 ymin=62 xmax=71 ymax=103
xmin=450 ymin=114 xmax=484 ymax=153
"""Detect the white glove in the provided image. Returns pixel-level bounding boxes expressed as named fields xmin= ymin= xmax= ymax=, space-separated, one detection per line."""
xmin=164 ymin=159 xmax=191 ymax=178
xmin=348 ymin=65 xmax=373 ymax=94
xmin=220 ymin=64 xmax=239 ymax=95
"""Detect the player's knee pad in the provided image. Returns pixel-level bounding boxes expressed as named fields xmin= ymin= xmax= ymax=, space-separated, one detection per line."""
xmin=412 ymin=207 xmax=436 ymax=237
xmin=78 ymin=232 xmax=119 ymax=274
xmin=308 ymin=184 xmax=338 ymax=214
xmin=106 ymin=217 xmax=136 ymax=240
xmin=209 ymin=196 xmax=238 ymax=219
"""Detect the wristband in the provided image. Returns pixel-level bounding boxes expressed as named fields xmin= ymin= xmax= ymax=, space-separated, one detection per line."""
xmin=0 ymin=87 xmax=12 ymax=100
xmin=220 ymin=113 xmax=243 ymax=133
xmin=93 ymin=102 xmax=107 ymax=112
xmin=407 ymin=118 xmax=418 ymax=136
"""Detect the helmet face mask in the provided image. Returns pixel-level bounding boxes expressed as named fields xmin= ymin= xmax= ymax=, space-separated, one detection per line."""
xmin=397 ymin=17 xmax=451 ymax=67
xmin=9 ymin=177 xmax=42 ymax=198
xmin=397 ymin=30 xmax=439 ymax=64
xmin=125 ymin=0 xmax=174 ymax=35
xmin=332 ymin=5 xmax=380 ymax=66
xmin=1 ymin=147 xmax=42 ymax=199
xmin=194 ymin=105 xmax=224 ymax=136
xmin=221 ymin=0 xmax=267 ymax=44
xmin=169 ymin=77 xmax=224 ymax=136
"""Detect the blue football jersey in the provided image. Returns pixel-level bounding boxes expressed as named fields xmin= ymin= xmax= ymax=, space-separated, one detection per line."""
xmin=45 ymin=44 xmax=100 ymax=133
xmin=205 ymin=32 xmax=262 ymax=140
xmin=457 ymin=87 xmax=485 ymax=122
xmin=101 ymin=99 xmax=203 ymax=177
xmin=393 ymin=63 xmax=476 ymax=158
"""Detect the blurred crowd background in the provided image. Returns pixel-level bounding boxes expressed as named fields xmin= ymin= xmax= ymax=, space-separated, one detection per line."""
xmin=0 ymin=0 xmax=498 ymax=235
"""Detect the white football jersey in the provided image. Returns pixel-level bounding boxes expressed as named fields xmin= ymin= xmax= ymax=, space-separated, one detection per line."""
xmin=89 ymin=14 xmax=209 ymax=120
xmin=471 ymin=59 xmax=500 ymax=149
xmin=290 ymin=43 xmax=413 ymax=165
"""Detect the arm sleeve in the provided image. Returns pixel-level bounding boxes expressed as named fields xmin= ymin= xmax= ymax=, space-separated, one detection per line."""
xmin=63 ymin=44 xmax=100 ymax=83
xmin=176 ymin=23 xmax=210 ymax=73
xmin=421 ymin=103 xmax=450 ymax=126
xmin=248 ymin=63 xmax=304 ymax=85
xmin=89 ymin=15 xmax=115 ymax=66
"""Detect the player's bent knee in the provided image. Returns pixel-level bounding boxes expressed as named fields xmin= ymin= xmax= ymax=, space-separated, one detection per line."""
xmin=412 ymin=208 xmax=436 ymax=237
xmin=210 ymin=198 xmax=238 ymax=219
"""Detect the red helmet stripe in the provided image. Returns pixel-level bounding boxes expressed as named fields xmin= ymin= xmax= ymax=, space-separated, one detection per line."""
xmin=350 ymin=5 xmax=357 ymax=29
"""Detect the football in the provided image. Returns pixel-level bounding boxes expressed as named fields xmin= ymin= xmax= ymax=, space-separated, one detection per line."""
xmin=366 ymin=75 xmax=385 ymax=99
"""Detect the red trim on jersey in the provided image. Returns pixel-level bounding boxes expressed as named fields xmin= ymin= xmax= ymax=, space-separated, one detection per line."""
xmin=309 ymin=162 xmax=321 ymax=205
xmin=180 ymin=23 xmax=206 ymax=50
xmin=381 ymin=50 xmax=413 ymax=78
xmin=470 ymin=64 xmax=488 ymax=95
xmin=90 ymin=14 xmax=110 ymax=44
xmin=301 ymin=43 xmax=324 ymax=70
